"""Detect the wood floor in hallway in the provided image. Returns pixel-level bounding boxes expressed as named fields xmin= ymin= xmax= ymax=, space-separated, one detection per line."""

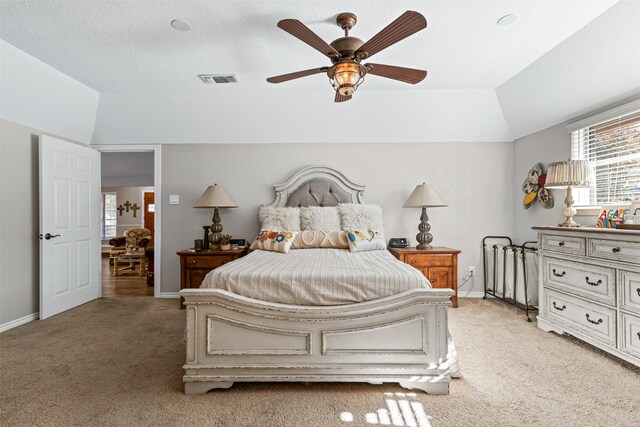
xmin=101 ymin=256 xmax=153 ymax=297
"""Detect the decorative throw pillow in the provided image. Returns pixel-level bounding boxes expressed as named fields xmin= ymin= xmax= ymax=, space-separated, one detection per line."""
xmin=250 ymin=230 xmax=299 ymax=254
xmin=300 ymin=207 xmax=341 ymax=231
xmin=344 ymin=228 xmax=386 ymax=253
xmin=291 ymin=230 xmax=349 ymax=249
xmin=338 ymin=204 xmax=385 ymax=235
xmin=258 ymin=206 xmax=301 ymax=231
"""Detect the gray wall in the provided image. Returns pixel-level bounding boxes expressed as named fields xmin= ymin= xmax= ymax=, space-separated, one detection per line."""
xmin=161 ymin=142 xmax=515 ymax=295
xmin=101 ymin=152 xmax=154 ymax=187
xmin=512 ymin=123 xmax=571 ymax=243
xmin=0 ymin=120 xmax=40 ymax=324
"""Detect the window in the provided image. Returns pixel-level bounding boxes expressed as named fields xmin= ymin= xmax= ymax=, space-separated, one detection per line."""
xmin=570 ymin=105 xmax=640 ymax=206
xmin=102 ymin=193 xmax=117 ymax=239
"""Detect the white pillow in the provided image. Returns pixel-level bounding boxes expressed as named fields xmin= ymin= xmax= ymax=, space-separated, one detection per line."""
xmin=291 ymin=230 xmax=349 ymax=249
xmin=338 ymin=204 xmax=384 ymax=235
xmin=258 ymin=206 xmax=301 ymax=231
xmin=344 ymin=228 xmax=386 ymax=252
xmin=300 ymin=207 xmax=341 ymax=231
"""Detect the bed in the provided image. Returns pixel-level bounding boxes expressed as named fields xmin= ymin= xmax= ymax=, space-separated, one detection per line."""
xmin=180 ymin=166 xmax=455 ymax=395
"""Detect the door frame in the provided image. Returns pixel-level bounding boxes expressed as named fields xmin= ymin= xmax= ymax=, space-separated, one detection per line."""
xmin=93 ymin=145 xmax=164 ymax=299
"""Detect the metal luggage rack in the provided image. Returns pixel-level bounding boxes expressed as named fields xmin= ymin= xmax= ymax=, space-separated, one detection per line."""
xmin=482 ymin=236 xmax=539 ymax=322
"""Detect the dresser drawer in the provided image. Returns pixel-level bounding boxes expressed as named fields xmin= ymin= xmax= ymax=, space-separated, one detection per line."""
xmin=620 ymin=313 xmax=640 ymax=359
xmin=620 ymin=270 xmax=640 ymax=313
xmin=588 ymin=239 xmax=640 ymax=265
xmin=544 ymin=290 xmax=616 ymax=346
xmin=405 ymin=255 xmax=453 ymax=268
xmin=542 ymin=234 xmax=585 ymax=256
xmin=544 ymin=258 xmax=615 ymax=305
xmin=183 ymin=255 xmax=235 ymax=269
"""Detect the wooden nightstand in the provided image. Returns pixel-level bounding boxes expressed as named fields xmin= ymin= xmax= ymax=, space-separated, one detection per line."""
xmin=388 ymin=247 xmax=461 ymax=307
xmin=177 ymin=248 xmax=248 ymax=308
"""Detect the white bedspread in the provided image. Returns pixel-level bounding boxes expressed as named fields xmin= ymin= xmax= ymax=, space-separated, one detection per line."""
xmin=200 ymin=248 xmax=431 ymax=305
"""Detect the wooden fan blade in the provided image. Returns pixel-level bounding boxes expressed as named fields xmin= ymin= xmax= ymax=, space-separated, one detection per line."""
xmin=335 ymin=92 xmax=352 ymax=103
xmin=356 ymin=11 xmax=427 ymax=60
xmin=278 ymin=19 xmax=340 ymax=59
xmin=365 ymin=63 xmax=427 ymax=84
xmin=267 ymin=67 xmax=328 ymax=84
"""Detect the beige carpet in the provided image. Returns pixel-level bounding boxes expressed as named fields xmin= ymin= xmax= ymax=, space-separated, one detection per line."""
xmin=1 ymin=298 xmax=638 ymax=427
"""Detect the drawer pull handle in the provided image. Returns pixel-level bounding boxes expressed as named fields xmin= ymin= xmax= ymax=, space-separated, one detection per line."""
xmin=552 ymin=302 xmax=566 ymax=311
xmin=191 ymin=260 xmax=196 ymax=264
xmin=637 ymin=288 xmax=640 ymax=297
xmin=637 ymin=332 xmax=640 ymax=341
xmin=612 ymin=247 xmax=620 ymax=253
xmin=558 ymin=241 xmax=565 ymax=247
xmin=584 ymin=277 xmax=602 ymax=287
xmin=585 ymin=314 xmax=603 ymax=325
xmin=552 ymin=269 xmax=566 ymax=278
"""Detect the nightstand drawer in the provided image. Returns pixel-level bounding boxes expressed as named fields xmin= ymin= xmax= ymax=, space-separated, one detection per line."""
xmin=184 ymin=255 xmax=235 ymax=269
xmin=542 ymin=234 xmax=585 ymax=256
xmin=405 ymin=254 xmax=453 ymax=268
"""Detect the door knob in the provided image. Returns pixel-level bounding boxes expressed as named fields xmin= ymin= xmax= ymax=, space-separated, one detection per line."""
xmin=44 ymin=233 xmax=61 ymax=240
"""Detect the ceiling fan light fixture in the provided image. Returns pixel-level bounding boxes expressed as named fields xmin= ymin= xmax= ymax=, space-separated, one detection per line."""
xmin=329 ymin=61 xmax=366 ymax=97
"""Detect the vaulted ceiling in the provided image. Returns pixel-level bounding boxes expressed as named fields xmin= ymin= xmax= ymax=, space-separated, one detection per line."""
xmin=1 ymin=0 xmax=639 ymax=143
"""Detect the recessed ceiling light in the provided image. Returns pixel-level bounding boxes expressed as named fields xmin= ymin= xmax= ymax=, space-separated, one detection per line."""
xmin=497 ymin=14 xmax=517 ymax=26
xmin=171 ymin=19 xmax=191 ymax=31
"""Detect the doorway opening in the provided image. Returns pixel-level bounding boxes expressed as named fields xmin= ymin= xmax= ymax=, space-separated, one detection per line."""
xmin=94 ymin=145 xmax=162 ymax=299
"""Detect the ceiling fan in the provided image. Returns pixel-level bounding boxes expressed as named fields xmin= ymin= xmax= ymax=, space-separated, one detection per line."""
xmin=266 ymin=11 xmax=428 ymax=103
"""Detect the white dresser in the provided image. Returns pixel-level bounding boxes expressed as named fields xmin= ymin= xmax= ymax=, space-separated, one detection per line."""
xmin=534 ymin=226 xmax=640 ymax=366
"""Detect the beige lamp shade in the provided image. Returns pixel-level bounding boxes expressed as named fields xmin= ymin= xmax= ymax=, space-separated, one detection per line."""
xmin=545 ymin=160 xmax=593 ymax=189
xmin=403 ymin=183 xmax=448 ymax=208
xmin=194 ymin=184 xmax=238 ymax=208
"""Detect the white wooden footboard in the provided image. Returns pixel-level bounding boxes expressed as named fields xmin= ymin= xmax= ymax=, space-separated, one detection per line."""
xmin=180 ymin=288 xmax=454 ymax=395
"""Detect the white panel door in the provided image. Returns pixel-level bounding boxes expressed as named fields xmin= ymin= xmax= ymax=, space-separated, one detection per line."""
xmin=40 ymin=135 xmax=101 ymax=319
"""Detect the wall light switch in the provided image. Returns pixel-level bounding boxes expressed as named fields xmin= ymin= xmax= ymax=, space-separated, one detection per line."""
xmin=169 ymin=195 xmax=180 ymax=205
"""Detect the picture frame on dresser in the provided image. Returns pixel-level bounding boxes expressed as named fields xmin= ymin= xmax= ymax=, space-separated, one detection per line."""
xmin=534 ymin=226 xmax=640 ymax=366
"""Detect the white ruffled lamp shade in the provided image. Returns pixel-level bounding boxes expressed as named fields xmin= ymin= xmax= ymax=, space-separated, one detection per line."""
xmin=544 ymin=160 xmax=593 ymax=227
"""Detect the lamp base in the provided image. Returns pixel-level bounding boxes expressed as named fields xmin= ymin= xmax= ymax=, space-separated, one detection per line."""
xmin=558 ymin=186 xmax=581 ymax=228
xmin=558 ymin=219 xmax=581 ymax=227
xmin=415 ymin=207 xmax=433 ymax=250
xmin=208 ymin=208 xmax=223 ymax=249
xmin=416 ymin=243 xmax=433 ymax=250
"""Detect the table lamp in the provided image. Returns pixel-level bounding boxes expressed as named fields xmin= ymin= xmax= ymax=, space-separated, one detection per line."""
xmin=194 ymin=184 xmax=238 ymax=248
xmin=404 ymin=183 xmax=448 ymax=249
xmin=545 ymin=160 xmax=593 ymax=227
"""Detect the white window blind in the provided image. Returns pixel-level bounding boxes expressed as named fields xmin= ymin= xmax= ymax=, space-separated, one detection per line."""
xmin=570 ymin=108 xmax=640 ymax=205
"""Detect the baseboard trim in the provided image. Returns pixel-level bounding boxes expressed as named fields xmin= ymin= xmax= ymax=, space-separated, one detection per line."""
xmin=0 ymin=312 xmax=39 ymax=333
xmin=158 ymin=292 xmax=180 ymax=299
xmin=459 ymin=291 xmax=486 ymax=299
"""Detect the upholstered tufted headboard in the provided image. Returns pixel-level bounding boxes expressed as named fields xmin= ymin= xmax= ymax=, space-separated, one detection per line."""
xmin=267 ymin=166 xmax=365 ymax=208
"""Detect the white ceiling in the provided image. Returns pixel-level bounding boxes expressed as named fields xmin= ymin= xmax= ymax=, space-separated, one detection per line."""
xmin=0 ymin=0 xmax=619 ymax=93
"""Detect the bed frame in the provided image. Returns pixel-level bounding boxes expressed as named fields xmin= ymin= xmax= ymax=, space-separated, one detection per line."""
xmin=180 ymin=166 xmax=454 ymax=395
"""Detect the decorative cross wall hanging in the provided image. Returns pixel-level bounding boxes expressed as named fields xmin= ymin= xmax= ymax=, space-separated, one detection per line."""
xmin=123 ymin=201 xmax=132 ymax=212
xmin=117 ymin=205 xmax=125 ymax=216
xmin=131 ymin=203 xmax=140 ymax=218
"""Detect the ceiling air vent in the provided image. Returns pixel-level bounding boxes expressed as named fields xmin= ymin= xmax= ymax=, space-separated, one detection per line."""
xmin=198 ymin=74 xmax=238 ymax=84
